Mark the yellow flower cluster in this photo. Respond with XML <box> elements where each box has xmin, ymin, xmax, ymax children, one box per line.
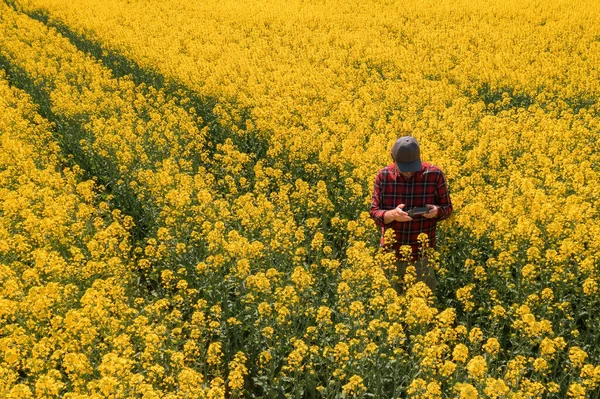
<box><xmin>1</xmin><ymin>0</ymin><xmax>600</xmax><ymax>397</ymax></box>
<box><xmin>0</xmin><ymin>72</ymin><xmax>134</xmax><ymax>397</ymax></box>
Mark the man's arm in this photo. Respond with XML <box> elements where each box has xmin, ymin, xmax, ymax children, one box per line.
<box><xmin>370</xmin><ymin>171</ymin><xmax>393</xmax><ymax>228</ymax></box>
<box><xmin>434</xmin><ymin>170</ymin><xmax>452</xmax><ymax>221</ymax></box>
<box><xmin>370</xmin><ymin>171</ymin><xmax>412</xmax><ymax>227</ymax></box>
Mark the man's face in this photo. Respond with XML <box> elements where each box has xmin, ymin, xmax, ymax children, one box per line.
<box><xmin>391</xmin><ymin>151</ymin><xmax>415</xmax><ymax>179</ymax></box>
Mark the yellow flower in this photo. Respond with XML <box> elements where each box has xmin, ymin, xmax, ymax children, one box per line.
<box><xmin>468</xmin><ymin>327</ymin><xmax>483</xmax><ymax>345</ymax></box>
<box><xmin>291</xmin><ymin>266</ymin><xmax>314</xmax><ymax>291</ymax></box>
<box><xmin>455</xmin><ymin>325</ymin><xmax>468</xmax><ymax>337</ymax></box>
<box><xmin>491</xmin><ymin>305</ymin><xmax>506</xmax><ymax>320</ymax></box>
<box><xmin>482</xmin><ymin>338</ymin><xmax>500</xmax><ymax>357</ymax></box>
<box><xmin>349</xmin><ymin>301</ymin><xmax>364</xmax><ymax>318</ymax></box>
<box><xmin>546</xmin><ymin>382</ymin><xmax>560</xmax><ymax>393</ymax></box>
<box><xmin>540</xmin><ymin>336</ymin><xmax>566</xmax><ymax>358</ymax></box>
<box><xmin>456</xmin><ymin>285</ymin><xmax>475</xmax><ymax>312</ymax></box>
<box><xmin>454</xmin><ymin>382</ymin><xmax>478</xmax><ymax>399</ymax></box>
<box><xmin>387</xmin><ymin>323</ymin><xmax>405</xmax><ymax>346</ymax></box>
<box><xmin>474</xmin><ymin>266</ymin><xmax>486</xmax><ymax>281</ymax></box>
<box><xmin>342</xmin><ymin>375</ymin><xmax>366</xmax><ymax>397</ymax></box>
<box><xmin>334</xmin><ymin>342</ymin><xmax>350</xmax><ymax>363</ymax></box>
<box><xmin>316</xmin><ymin>306</ymin><xmax>332</xmax><ymax>325</ymax></box>
<box><xmin>405</xmin><ymin>297</ymin><xmax>437</xmax><ymax>326</ymax></box>
<box><xmin>206</xmin><ymin>378</ymin><xmax>225</xmax><ymax>399</ymax></box>
<box><xmin>582</xmin><ymin>278</ymin><xmax>598</xmax><ymax>295</ymax></box>
<box><xmin>453</xmin><ymin>344</ymin><xmax>469</xmax><ymax>363</ymax></box>
<box><xmin>466</xmin><ymin>356</ymin><xmax>487</xmax><ymax>380</ymax></box>
<box><xmin>436</xmin><ymin>308</ymin><xmax>456</xmax><ymax>327</ymax></box>
<box><xmin>567</xmin><ymin>382</ymin><xmax>586</xmax><ymax>399</ymax></box>
<box><xmin>440</xmin><ymin>360</ymin><xmax>457</xmax><ymax>377</ymax></box>
<box><xmin>533</xmin><ymin>357</ymin><xmax>549</xmax><ymax>373</ymax></box>
<box><xmin>7</xmin><ymin>384</ymin><xmax>34</xmax><ymax>399</ymax></box>
<box><xmin>407</xmin><ymin>378</ymin><xmax>426</xmax><ymax>396</ymax></box>
<box><xmin>178</xmin><ymin>368</ymin><xmax>205</xmax><ymax>396</ymax></box>
<box><xmin>258</xmin><ymin>351</ymin><xmax>272</xmax><ymax>369</ymax></box>
<box><xmin>207</xmin><ymin>342</ymin><xmax>223</xmax><ymax>367</ymax></box>
<box><xmin>262</xmin><ymin>326</ymin><xmax>274</xmax><ymax>339</ymax></box>
<box><xmin>425</xmin><ymin>381</ymin><xmax>442</xmax><ymax>397</ymax></box>
<box><xmin>98</xmin><ymin>376</ymin><xmax>118</xmax><ymax>396</ymax></box>
<box><xmin>483</xmin><ymin>378</ymin><xmax>509</xmax><ymax>398</ymax></box>
<box><xmin>227</xmin><ymin>352</ymin><xmax>248</xmax><ymax>392</ymax></box>
<box><xmin>34</xmin><ymin>373</ymin><xmax>65</xmax><ymax>398</ymax></box>
<box><xmin>569</xmin><ymin>346</ymin><xmax>588</xmax><ymax>368</ymax></box>
<box><xmin>541</xmin><ymin>288</ymin><xmax>554</xmax><ymax>301</ymax></box>
<box><xmin>283</xmin><ymin>339</ymin><xmax>308</xmax><ymax>372</ymax></box>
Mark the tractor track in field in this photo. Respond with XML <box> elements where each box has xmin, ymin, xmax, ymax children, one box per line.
<box><xmin>0</xmin><ymin>50</ymin><xmax>168</xmax><ymax>296</ymax></box>
<box><xmin>0</xmin><ymin>0</ymin><xmax>268</xmax><ymax>242</ymax></box>
<box><xmin>4</xmin><ymin>0</ymin><xmax>270</xmax><ymax>165</ymax></box>
<box><xmin>0</xmin><ymin>51</ymin><xmax>153</xmax><ymax>243</ymax></box>
<box><xmin>0</xmin><ymin>1</ymin><xmax>358</xmax><ymax>289</ymax></box>
<box><xmin>2</xmin><ymin>0</ymin><xmax>361</xmax><ymax>255</ymax></box>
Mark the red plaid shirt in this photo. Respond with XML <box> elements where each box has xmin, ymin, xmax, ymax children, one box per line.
<box><xmin>370</xmin><ymin>162</ymin><xmax>452</xmax><ymax>257</ymax></box>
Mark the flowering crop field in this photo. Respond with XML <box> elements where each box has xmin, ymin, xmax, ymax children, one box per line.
<box><xmin>1</xmin><ymin>0</ymin><xmax>600</xmax><ymax>397</ymax></box>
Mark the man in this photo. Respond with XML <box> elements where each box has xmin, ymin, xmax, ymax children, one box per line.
<box><xmin>369</xmin><ymin>136</ymin><xmax>452</xmax><ymax>292</ymax></box>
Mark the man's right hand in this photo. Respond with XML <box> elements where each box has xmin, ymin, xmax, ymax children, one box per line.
<box><xmin>384</xmin><ymin>204</ymin><xmax>413</xmax><ymax>223</ymax></box>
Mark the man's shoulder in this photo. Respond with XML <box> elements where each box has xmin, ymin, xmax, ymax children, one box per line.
<box><xmin>421</xmin><ymin>163</ymin><xmax>448</xmax><ymax>182</ymax></box>
<box><xmin>377</xmin><ymin>164</ymin><xmax>397</xmax><ymax>176</ymax></box>
<box><xmin>422</xmin><ymin>162</ymin><xmax>445</xmax><ymax>176</ymax></box>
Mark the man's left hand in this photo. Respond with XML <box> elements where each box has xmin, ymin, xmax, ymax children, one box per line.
<box><xmin>423</xmin><ymin>204</ymin><xmax>438</xmax><ymax>219</ymax></box>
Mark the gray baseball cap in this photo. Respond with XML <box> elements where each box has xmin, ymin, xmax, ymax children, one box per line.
<box><xmin>392</xmin><ymin>136</ymin><xmax>422</xmax><ymax>172</ymax></box>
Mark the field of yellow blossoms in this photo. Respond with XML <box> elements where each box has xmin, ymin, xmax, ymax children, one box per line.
<box><xmin>1</xmin><ymin>0</ymin><xmax>600</xmax><ymax>397</ymax></box>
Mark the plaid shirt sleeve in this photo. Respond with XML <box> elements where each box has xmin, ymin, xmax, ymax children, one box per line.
<box><xmin>369</xmin><ymin>169</ymin><xmax>393</xmax><ymax>229</ymax></box>
<box><xmin>434</xmin><ymin>169</ymin><xmax>453</xmax><ymax>221</ymax></box>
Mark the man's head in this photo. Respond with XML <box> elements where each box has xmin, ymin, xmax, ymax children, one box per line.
<box><xmin>391</xmin><ymin>136</ymin><xmax>422</xmax><ymax>174</ymax></box>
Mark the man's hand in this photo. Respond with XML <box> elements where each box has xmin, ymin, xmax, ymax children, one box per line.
<box><xmin>385</xmin><ymin>204</ymin><xmax>413</xmax><ymax>223</ymax></box>
<box><xmin>423</xmin><ymin>204</ymin><xmax>439</xmax><ymax>219</ymax></box>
